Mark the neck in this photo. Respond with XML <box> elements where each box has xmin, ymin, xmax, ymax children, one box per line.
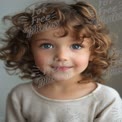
<box><xmin>48</xmin><ymin>75</ymin><xmax>83</xmax><ymax>92</ymax></box>
<box><xmin>33</xmin><ymin>77</ymin><xmax>97</xmax><ymax>100</ymax></box>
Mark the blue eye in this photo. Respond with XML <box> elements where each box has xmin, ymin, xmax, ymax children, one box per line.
<box><xmin>40</xmin><ymin>43</ymin><xmax>53</xmax><ymax>49</ymax></box>
<box><xmin>71</xmin><ymin>44</ymin><xmax>82</xmax><ymax>49</ymax></box>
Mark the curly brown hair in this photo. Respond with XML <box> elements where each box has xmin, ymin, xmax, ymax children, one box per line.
<box><xmin>0</xmin><ymin>1</ymin><xmax>114</xmax><ymax>83</ymax></box>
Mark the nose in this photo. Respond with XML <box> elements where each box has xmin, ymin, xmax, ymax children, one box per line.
<box><xmin>54</xmin><ymin>48</ymin><xmax>69</xmax><ymax>62</ymax></box>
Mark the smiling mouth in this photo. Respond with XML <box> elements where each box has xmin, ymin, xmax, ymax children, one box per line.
<box><xmin>51</xmin><ymin>66</ymin><xmax>73</xmax><ymax>71</ymax></box>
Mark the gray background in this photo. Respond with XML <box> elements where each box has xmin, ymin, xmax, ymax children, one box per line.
<box><xmin>0</xmin><ymin>0</ymin><xmax>122</xmax><ymax>121</ymax></box>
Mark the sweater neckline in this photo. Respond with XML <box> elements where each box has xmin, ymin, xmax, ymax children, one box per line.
<box><xmin>31</xmin><ymin>82</ymin><xmax>101</xmax><ymax>103</ymax></box>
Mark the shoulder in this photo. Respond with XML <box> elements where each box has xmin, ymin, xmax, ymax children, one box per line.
<box><xmin>10</xmin><ymin>82</ymin><xmax>32</xmax><ymax>94</ymax></box>
<box><xmin>8</xmin><ymin>82</ymin><xmax>32</xmax><ymax>101</ymax></box>
<box><xmin>96</xmin><ymin>83</ymin><xmax>121</xmax><ymax>99</ymax></box>
<box><xmin>92</xmin><ymin>84</ymin><xmax>122</xmax><ymax>121</ymax></box>
<box><xmin>93</xmin><ymin>83</ymin><xmax>122</xmax><ymax>116</ymax></box>
<box><xmin>94</xmin><ymin>83</ymin><xmax>122</xmax><ymax>107</ymax></box>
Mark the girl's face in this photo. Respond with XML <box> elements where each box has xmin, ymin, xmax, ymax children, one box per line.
<box><xmin>31</xmin><ymin>28</ymin><xmax>92</xmax><ymax>82</ymax></box>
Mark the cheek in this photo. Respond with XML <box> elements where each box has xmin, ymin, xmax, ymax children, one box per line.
<box><xmin>31</xmin><ymin>46</ymin><xmax>52</xmax><ymax>68</ymax></box>
<box><xmin>34</xmin><ymin>53</ymin><xmax>52</xmax><ymax>67</ymax></box>
<box><xmin>74</xmin><ymin>55</ymin><xmax>90</xmax><ymax>67</ymax></box>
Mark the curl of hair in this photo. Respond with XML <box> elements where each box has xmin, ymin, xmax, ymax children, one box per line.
<box><xmin>0</xmin><ymin>1</ymin><xmax>114</xmax><ymax>83</ymax></box>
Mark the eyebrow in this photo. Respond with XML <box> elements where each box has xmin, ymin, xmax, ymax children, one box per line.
<box><xmin>32</xmin><ymin>36</ymin><xmax>84</xmax><ymax>43</ymax></box>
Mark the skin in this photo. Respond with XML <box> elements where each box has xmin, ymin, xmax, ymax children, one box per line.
<box><xmin>31</xmin><ymin>28</ymin><xmax>97</xmax><ymax>100</ymax></box>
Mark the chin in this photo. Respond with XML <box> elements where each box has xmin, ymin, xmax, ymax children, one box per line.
<box><xmin>51</xmin><ymin>73</ymin><xmax>74</xmax><ymax>81</ymax></box>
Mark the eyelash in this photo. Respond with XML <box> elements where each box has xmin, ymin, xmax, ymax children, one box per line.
<box><xmin>71</xmin><ymin>44</ymin><xmax>83</xmax><ymax>49</ymax></box>
<box><xmin>39</xmin><ymin>43</ymin><xmax>84</xmax><ymax>49</ymax></box>
<box><xmin>39</xmin><ymin>43</ymin><xmax>53</xmax><ymax>49</ymax></box>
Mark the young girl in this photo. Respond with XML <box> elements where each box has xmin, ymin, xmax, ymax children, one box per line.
<box><xmin>0</xmin><ymin>1</ymin><xmax>122</xmax><ymax>122</ymax></box>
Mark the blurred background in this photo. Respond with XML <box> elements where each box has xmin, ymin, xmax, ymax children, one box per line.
<box><xmin>0</xmin><ymin>0</ymin><xmax>122</xmax><ymax>121</ymax></box>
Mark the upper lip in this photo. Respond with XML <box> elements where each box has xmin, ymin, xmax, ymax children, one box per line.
<box><xmin>52</xmin><ymin>66</ymin><xmax>72</xmax><ymax>68</ymax></box>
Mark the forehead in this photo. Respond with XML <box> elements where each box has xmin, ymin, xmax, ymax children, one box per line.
<box><xmin>31</xmin><ymin>27</ymin><xmax>91</xmax><ymax>46</ymax></box>
<box><xmin>31</xmin><ymin>27</ymin><xmax>81</xmax><ymax>41</ymax></box>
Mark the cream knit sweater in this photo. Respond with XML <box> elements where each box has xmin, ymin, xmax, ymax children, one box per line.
<box><xmin>5</xmin><ymin>82</ymin><xmax>122</xmax><ymax>122</ymax></box>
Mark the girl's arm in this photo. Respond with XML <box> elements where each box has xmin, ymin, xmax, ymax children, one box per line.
<box><xmin>94</xmin><ymin>93</ymin><xmax>122</xmax><ymax>122</ymax></box>
<box><xmin>5</xmin><ymin>92</ymin><xmax>26</xmax><ymax>122</ymax></box>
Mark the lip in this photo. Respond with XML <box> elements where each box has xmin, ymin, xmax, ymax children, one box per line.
<box><xmin>52</xmin><ymin>66</ymin><xmax>73</xmax><ymax>71</ymax></box>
